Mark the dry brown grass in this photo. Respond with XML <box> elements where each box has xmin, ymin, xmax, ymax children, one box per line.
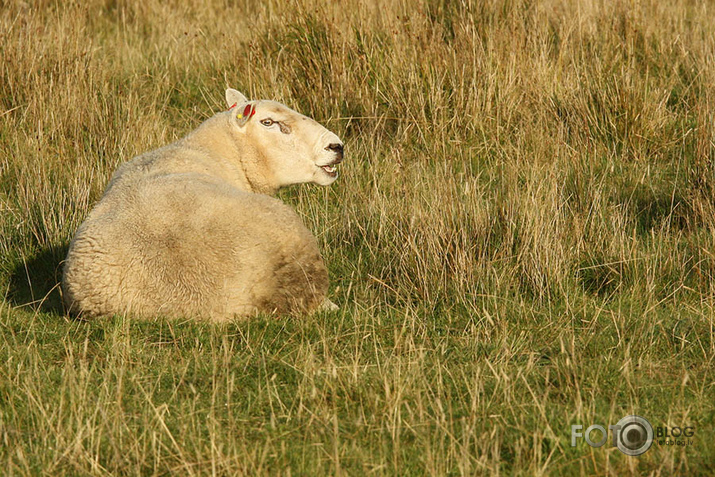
<box><xmin>1</xmin><ymin>0</ymin><xmax>714</xmax><ymax>474</ymax></box>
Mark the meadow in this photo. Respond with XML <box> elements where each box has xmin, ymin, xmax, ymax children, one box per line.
<box><xmin>1</xmin><ymin>0</ymin><xmax>714</xmax><ymax>474</ymax></box>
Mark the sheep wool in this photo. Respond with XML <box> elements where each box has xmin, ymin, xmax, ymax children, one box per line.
<box><xmin>62</xmin><ymin>89</ymin><xmax>344</xmax><ymax>321</ymax></box>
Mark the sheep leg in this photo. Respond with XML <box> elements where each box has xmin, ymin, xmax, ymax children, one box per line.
<box><xmin>318</xmin><ymin>298</ymin><xmax>339</xmax><ymax>312</ymax></box>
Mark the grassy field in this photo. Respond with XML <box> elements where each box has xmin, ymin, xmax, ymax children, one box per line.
<box><xmin>1</xmin><ymin>0</ymin><xmax>714</xmax><ymax>474</ymax></box>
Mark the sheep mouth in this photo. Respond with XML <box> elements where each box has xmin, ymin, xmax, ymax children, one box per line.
<box><xmin>319</xmin><ymin>163</ymin><xmax>339</xmax><ymax>178</ymax></box>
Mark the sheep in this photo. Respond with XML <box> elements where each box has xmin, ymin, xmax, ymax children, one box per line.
<box><xmin>62</xmin><ymin>88</ymin><xmax>344</xmax><ymax>321</ymax></box>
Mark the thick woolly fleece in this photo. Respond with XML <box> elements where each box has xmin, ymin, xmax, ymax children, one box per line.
<box><xmin>62</xmin><ymin>89</ymin><xmax>343</xmax><ymax>320</ymax></box>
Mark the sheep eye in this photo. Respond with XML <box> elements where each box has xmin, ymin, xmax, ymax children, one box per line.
<box><xmin>260</xmin><ymin>119</ymin><xmax>274</xmax><ymax>127</ymax></box>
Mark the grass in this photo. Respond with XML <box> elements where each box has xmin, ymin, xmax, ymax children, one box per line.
<box><xmin>1</xmin><ymin>0</ymin><xmax>714</xmax><ymax>474</ymax></box>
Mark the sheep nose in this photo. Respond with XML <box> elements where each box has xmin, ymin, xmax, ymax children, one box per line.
<box><xmin>326</xmin><ymin>143</ymin><xmax>344</xmax><ymax>161</ymax></box>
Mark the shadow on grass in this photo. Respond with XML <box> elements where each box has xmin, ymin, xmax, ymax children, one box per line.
<box><xmin>8</xmin><ymin>244</ymin><xmax>68</xmax><ymax>315</ymax></box>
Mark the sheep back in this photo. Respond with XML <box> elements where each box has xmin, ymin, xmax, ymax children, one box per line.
<box><xmin>62</xmin><ymin>172</ymin><xmax>329</xmax><ymax>320</ymax></box>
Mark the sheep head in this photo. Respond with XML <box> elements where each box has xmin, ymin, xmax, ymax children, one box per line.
<box><xmin>225</xmin><ymin>88</ymin><xmax>344</xmax><ymax>188</ymax></box>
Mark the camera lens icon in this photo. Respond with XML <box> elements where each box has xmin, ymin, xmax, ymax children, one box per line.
<box><xmin>615</xmin><ymin>415</ymin><xmax>653</xmax><ymax>456</ymax></box>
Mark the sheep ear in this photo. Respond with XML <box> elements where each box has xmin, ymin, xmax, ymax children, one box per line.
<box><xmin>231</xmin><ymin>101</ymin><xmax>257</xmax><ymax>128</ymax></box>
<box><xmin>225</xmin><ymin>88</ymin><xmax>248</xmax><ymax>109</ymax></box>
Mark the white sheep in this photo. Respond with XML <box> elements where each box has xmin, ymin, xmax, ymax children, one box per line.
<box><xmin>62</xmin><ymin>89</ymin><xmax>344</xmax><ymax>321</ymax></box>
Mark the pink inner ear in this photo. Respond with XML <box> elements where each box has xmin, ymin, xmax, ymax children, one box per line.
<box><xmin>250</xmin><ymin>105</ymin><xmax>256</xmax><ymax>117</ymax></box>
<box><xmin>228</xmin><ymin>102</ymin><xmax>237</xmax><ymax>110</ymax></box>
<box><xmin>242</xmin><ymin>105</ymin><xmax>252</xmax><ymax>118</ymax></box>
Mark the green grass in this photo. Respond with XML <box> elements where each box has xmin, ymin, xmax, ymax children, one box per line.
<box><xmin>1</xmin><ymin>0</ymin><xmax>714</xmax><ymax>474</ymax></box>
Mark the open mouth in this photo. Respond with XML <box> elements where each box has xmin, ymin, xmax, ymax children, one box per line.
<box><xmin>319</xmin><ymin>163</ymin><xmax>339</xmax><ymax>178</ymax></box>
